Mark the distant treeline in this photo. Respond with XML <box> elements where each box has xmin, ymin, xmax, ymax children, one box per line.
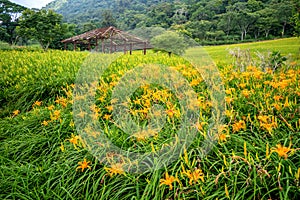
<box><xmin>45</xmin><ymin>0</ymin><xmax>300</xmax><ymax>43</ymax></box>
<box><xmin>1</xmin><ymin>0</ymin><xmax>299</xmax><ymax>48</ymax></box>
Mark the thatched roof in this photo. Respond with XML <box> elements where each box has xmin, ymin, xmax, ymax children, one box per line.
<box><xmin>62</xmin><ymin>26</ymin><xmax>146</xmax><ymax>44</ymax></box>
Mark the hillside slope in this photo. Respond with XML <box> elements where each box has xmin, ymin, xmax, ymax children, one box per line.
<box><xmin>45</xmin><ymin>0</ymin><xmax>176</xmax><ymax>28</ymax></box>
<box><xmin>45</xmin><ymin>0</ymin><xmax>298</xmax><ymax>41</ymax></box>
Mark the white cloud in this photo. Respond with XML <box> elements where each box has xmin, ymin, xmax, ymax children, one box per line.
<box><xmin>10</xmin><ymin>0</ymin><xmax>55</xmax><ymax>9</ymax></box>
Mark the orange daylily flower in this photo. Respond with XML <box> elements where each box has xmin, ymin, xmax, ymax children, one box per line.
<box><xmin>76</xmin><ymin>158</ymin><xmax>91</xmax><ymax>172</ymax></box>
<box><xmin>41</xmin><ymin>120</ymin><xmax>49</xmax><ymax>126</ymax></box>
<box><xmin>271</xmin><ymin>144</ymin><xmax>293</xmax><ymax>159</ymax></box>
<box><xmin>103</xmin><ymin>114</ymin><xmax>111</xmax><ymax>120</ymax></box>
<box><xmin>104</xmin><ymin>163</ymin><xmax>125</xmax><ymax>177</ymax></box>
<box><xmin>12</xmin><ymin>110</ymin><xmax>20</xmax><ymax>117</ymax></box>
<box><xmin>67</xmin><ymin>134</ymin><xmax>80</xmax><ymax>148</ymax></box>
<box><xmin>50</xmin><ymin>110</ymin><xmax>61</xmax><ymax>121</ymax></box>
<box><xmin>47</xmin><ymin>105</ymin><xmax>55</xmax><ymax>110</ymax></box>
<box><xmin>273</xmin><ymin>95</ymin><xmax>283</xmax><ymax>101</ymax></box>
<box><xmin>232</xmin><ymin>120</ymin><xmax>246</xmax><ymax>132</ymax></box>
<box><xmin>225</xmin><ymin>97</ymin><xmax>234</xmax><ymax>104</ymax></box>
<box><xmin>32</xmin><ymin>100</ymin><xmax>42</xmax><ymax>107</ymax></box>
<box><xmin>159</xmin><ymin>172</ymin><xmax>179</xmax><ymax>190</ymax></box>
<box><xmin>242</xmin><ymin>90</ymin><xmax>251</xmax><ymax>98</ymax></box>
<box><xmin>219</xmin><ymin>133</ymin><xmax>230</xmax><ymax>143</ymax></box>
<box><xmin>183</xmin><ymin>168</ymin><xmax>205</xmax><ymax>185</ymax></box>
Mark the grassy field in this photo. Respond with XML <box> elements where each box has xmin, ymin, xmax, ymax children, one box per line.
<box><xmin>203</xmin><ymin>37</ymin><xmax>300</xmax><ymax>64</ymax></box>
<box><xmin>0</xmin><ymin>38</ymin><xmax>299</xmax><ymax>199</ymax></box>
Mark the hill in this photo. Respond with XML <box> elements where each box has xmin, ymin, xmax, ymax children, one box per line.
<box><xmin>45</xmin><ymin>0</ymin><xmax>299</xmax><ymax>42</ymax></box>
<box><xmin>45</xmin><ymin>0</ymin><xmax>176</xmax><ymax>30</ymax></box>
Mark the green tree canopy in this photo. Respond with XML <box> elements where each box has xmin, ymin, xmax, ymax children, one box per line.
<box><xmin>150</xmin><ymin>31</ymin><xmax>188</xmax><ymax>55</ymax></box>
<box><xmin>0</xmin><ymin>0</ymin><xmax>26</xmax><ymax>44</ymax></box>
<box><xmin>16</xmin><ymin>9</ymin><xmax>66</xmax><ymax>50</ymax></box>
<box><xmin>44</xmin><ymin>0</ymin><xmax>300</xmax><ymax>44</ymax></box>
<box><xmin>101</xmin><ymin>10</ymin><xmax>116</xmax><ymax>27</ymax></box>
<box><xmin>128</xmin><ymin>26</ymin><xmax>166</xmax><ymax>41</ymax></box>
<box><xmin>291</xmin><ymin>0</ymin><xmax>300</xmax><ymax>36</ymax></box>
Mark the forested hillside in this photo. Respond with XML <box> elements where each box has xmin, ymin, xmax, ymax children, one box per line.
<box><xmin>45</xmin><ymin>0</ymin><xmax>300</xmax><ymax>43</ymax></box>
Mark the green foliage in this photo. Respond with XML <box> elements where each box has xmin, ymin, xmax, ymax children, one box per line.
<box><xmin>0</xmin><ymin>0</ymin><xmax>26</xmax><ymax>44</ymax></box>
<box><xmin>11</xmin><ymin>45</ymin><xmax>43</xmax><ymax>51</ymax></box>
<box><xmin>44</xmin><ymin>0</ymin><xmax>299</xmax><ymax>44</ymax></box>
<box><xmin>256</xmin><ymin>7</ymin><xmax>278</xmax><ymax>38</ymax></box>
<box><xmin>290</xmin><ymin>0</ymin><xmax>300</xmax><ymax>37</ymax></box>
<box><xmin>0</xmin><ymin>42</ymin><xmax>300</xmax><ymax>199</ymax></box>
<box><xmin>128</xmin><ymin>26</ymin><xmax>166</xmax><ymax>41</ymax></box>
<box><xmin>292</xmin><ymin>12</ymin><xmax>300</xmax><ymax>37</ymax></box>
<box><xmin>16</xmin><ymin>9</ymin><xmax>67</xmax><ymax>50</ymax></box>
<box><xmin>150</xmin><ymin>31</ymin><xmax>188</xmax><ymax>55</ymax></box>
<box><xmin>0</xmin><ymin>40</ymin><xmax>11</xmax><ymax>50</ymax></box>
<box><xmin>0</xmin><ymin>50</ymin><xmax>88</xmax><ymax>117</ymax></box>
<box><xmin>269</xmin><ymin>51</ymin><xmax>288</xmax><ymax>71</ymax></box>
<box><xmin>101</xmin><ymin>10</ymin><xmax>117</xmax><ymax>27</ymax></box>
<box><xmin>49</xmin><ymin>23</ymin><xmax>77</xmax><ymax>50</ymax></box>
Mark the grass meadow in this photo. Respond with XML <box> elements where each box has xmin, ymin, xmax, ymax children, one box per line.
<box><xmin>0</xmin><ymin>38</ymin><xmax>299</xmax><ymax>199</ymax></box>
<box><xmin>203</xmin><ymin>37</ymin><xmax>300</xmax><ymax>65</ymax></box>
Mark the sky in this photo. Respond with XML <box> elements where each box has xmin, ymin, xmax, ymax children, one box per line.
<box><xmin>10</xmin><ymin>0</ymin><xmax>55</xmax><ymax>9</ymax></box>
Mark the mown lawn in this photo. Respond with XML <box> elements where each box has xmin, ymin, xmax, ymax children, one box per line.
<box><xmin>202</xmin><ymin>37</ymin><xmax>300</xmax><ymax>64</ymax></box>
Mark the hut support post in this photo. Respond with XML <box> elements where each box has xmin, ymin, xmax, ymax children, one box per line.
<box><xmin>88</xmin><ymin>40</ymin><xmax>91</xmax><ymax>51</ymax></box>
<box><xmin>143</xmin><ymin>42</ymin><xmax>146</xmax><ymax>55</ymax></box>
<box><xmin>130</xmin><ymin>43</ymin><xmax>132</xmax><ymax>55</ymax></box>
<box><xmin>124</xmin><ymin>42</ymin><xmax>127</xmax><ymax>54</ymax></box>
<box><xmin>110</xmin><ymin>38</ymin><xmax>113</xmax><ymax>53</ymax></box>
<box><xmin>102</xmin><ymin>39</ymin><xmax>104</xmax><ymax>53</ymax></box>
<box><xmin>74</xmin><ymin>42</ymin><xmax>77</xmax><ymax>51</ymax></box>
<box><xmin>95</xmin><ymin>39</ymin><xmax>98</xmax><ymax>52</ymax></box>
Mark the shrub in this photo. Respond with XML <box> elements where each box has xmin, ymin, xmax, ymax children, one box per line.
<box><xmin>0</xmin><ymin>41</ymin><xmax>11</xmax><ymax>50</ymax></box>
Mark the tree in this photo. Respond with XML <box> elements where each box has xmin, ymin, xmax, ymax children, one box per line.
<box><xmin>16</xmin><ymin>9</ymin><xmax>66</xmax><ymax>50</ymax></box>
<box><xmin>43</xmin><ymin>0</ymin><xmax>297</xmax><ymax>43</ymax></box>
<box><xmin>128</xmin><ymin>26</ymin><xmax>166</xmax><ymax>41</ymax></box>
<box><xmin>0</xmin><ymin>0</ymin><xmax>25</xmax><ymax>44</ymax></box>
<box><xmin>146</xmin><ymin>3</ymin><xmax>175</xmax><ymax>28</ymax></box>
<box><xmin>101</xmin><ymin>10</ymin><xmax>116</xmax><ymax>27</ymax></box>
<box><xmin>217</xmin><ymin>10</ymin><xmax>237</xmax><ymax>38</ymax></box>
<box><xmin>191</xmin><ymin>5</ymin><xmax>215</xmax><ymax>21</ymax></box>
<box><xmin>171</xmin><ymin>6</ymin><xmax>188</xmax><ymax>24</ymax></box>
<box><xmin>256</xmin><ymin>7</ymin><xmax>278</xmax><ymax>38</ymax></box>
<box><xmin>206</xmin><ymin>30</ymin><xmax>225</xmax><ymax>41</ymax></box>
<box><xmin>83</xmin><ymin>22</ymin><xmax>97</xmax><ymax>32</ymax></box>
<box><xmin>291</xmin><ymin>0</ymin><xmax>300</xmax><ymax>36</ymax></box>
<box><xmin>49</xmin><ymin>23</ymin><xmax>76</xmax><ymax>50</ymax></box>
<box><xmin>150</xmin><ymin>31</ymin><xmax>188</xmax><ymax>56</ymax></box>
<box><xmin>185</xmin><ymin>20</ymin><xmax>213</xmax><ymax>40</ymax></box>
<box><xmin>272</xmin><ymin>0</ymin><xmax>293</xmax><ymax>37</ymax></box>
<box><xmin>229</xmin><ymin>2</ymin><xmax>260</xmax><ymax>41</ymax></box>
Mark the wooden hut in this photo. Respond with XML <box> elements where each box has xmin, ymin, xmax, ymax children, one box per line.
<box><xmin>61</xmin><ymin>26</ymin><xmax>151</xmax><ymax>54</ymax></box>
